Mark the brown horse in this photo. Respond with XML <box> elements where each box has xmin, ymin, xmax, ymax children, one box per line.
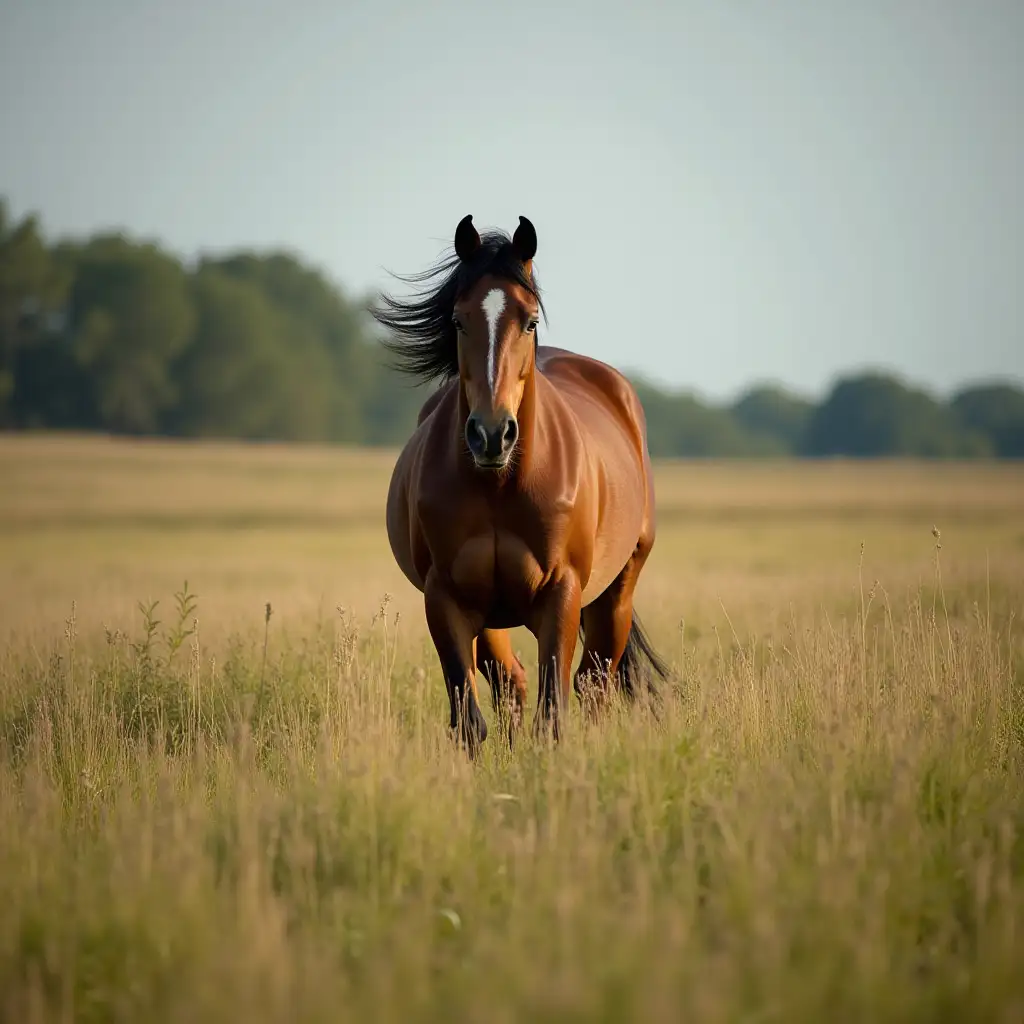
<box><xmin>373</xmin><ymin>214</ymin><xmax>669</xmax><ymax>752</ymax></box>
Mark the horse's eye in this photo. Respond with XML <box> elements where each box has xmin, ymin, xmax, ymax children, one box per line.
<box><xmin>526</xmin><ymin>320</ymin><xmax>538</xmax><ymax>334</ymax></box>
<box><xmin>452</xmin><ymin>319</ymin><xmax>465</xmax><ymax>334</ymax></box>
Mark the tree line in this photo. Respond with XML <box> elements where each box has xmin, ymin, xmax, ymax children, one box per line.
<box><xmin>2</xmin><ymin>199</ymin><xmax>1022</xmax><ymax>458</ymax></box>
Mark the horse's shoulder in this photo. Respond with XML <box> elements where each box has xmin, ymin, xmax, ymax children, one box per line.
<box><xmin>538</xmin><ymin>346</ymin><xmax>644</xmax><ymax>422</ymax></box>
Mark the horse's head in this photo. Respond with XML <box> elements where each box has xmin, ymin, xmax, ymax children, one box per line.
<box><xmin>451</xmin><ymin>214</ymin><xmax>540</xmax><ymax>471</ymax></box>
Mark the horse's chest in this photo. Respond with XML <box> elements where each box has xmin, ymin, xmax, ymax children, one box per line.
<box><xmin>494</xmin><ymin>529</ymin><xmax>547</xmax><ymax>599</ymax></box>
<box><xmin>447</xmin><ymin>534</ymin><xmax>496</xmax><ymax>608</ymax></box>
<box><xmin>446</xmin><ymin>527</ymin><xmax>549</xmax><ymax>621</ymax></box>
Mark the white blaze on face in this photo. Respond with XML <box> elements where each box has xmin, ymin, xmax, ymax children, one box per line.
<box><xmin>481</xmin><ymin>287</ymin><xmax>507</xmax><ymax>395</ymax></box>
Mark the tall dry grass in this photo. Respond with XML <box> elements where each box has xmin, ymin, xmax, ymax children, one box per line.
<box><xmin>0</xmin><ymin>438</ymin><xmax>1022</xmax><ymax>1021</ymax></box>
<box><xmin>0</xmin><ymin>560</ymin><xmax>1021</xmax><ymax>1021</ymax></box>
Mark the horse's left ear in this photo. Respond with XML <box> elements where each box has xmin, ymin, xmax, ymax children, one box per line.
<box><xmin>511</xmin><ymin>215</ymin><xmax>537</xmax><ymax>263</ymax></box>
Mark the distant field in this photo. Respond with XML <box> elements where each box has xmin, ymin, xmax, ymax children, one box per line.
<box><xmin>1</xmin><ymin>434</ymin><xmax>1022</xmax><ymax>1021</ymax></box>
<box><xmin>3</xmin><ymin>433</ymin><xmax>1022</xmax><ymax>646</ymax></box>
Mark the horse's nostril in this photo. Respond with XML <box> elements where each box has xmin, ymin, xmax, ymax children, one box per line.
<box><xmin>466</xmin><ymin>415</ymin><xmax>487</xmax><ymax>454</ymax></box>
<box><xmin>503</xmin><ymin>417</ymin><xmax>519</xmax><ymax>448</ymax></box>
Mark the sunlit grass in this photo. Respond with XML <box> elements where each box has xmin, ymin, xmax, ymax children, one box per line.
<box><xmin>1</xmin><ymin>436</ymin><xmax>1023</xmax><ymax>1021</ymax></box>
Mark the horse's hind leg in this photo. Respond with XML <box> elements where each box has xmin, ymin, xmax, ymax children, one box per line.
<box><xmin>573</xmin><ymin>530</ymin><xmax>654</xmax><ymax>716</ymax></box>
<box><xmin>476</xmin><ymin>628</ymin><xmax>528</xmax><ymax>748</ymax></box>
<box><xmin>574</xmin><ymin>576</ymin><xmax>635</xmax><ymax>717</ymax></box>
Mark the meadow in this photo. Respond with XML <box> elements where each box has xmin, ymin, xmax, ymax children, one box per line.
<box><xmin>1</xmin><ymin>434</ymin><xmax>1023</xmax><ymax>1022</ymax></box>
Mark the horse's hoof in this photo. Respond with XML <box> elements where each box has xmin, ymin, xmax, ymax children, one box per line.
<box><xmin>451</xmin><ymin>702</ymin><xmax>488</xmax><ymax>758</ymax></box>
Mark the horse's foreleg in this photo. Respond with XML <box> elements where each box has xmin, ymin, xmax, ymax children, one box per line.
<box><xmin>424</xmin><ymin>571</ymin><xmax>487</xmax><ymax>756</ymax></box>
<box><xmin>530</xmin><ymin>571</ymin><xmax>582</xmax><ymax>742</ymax></box>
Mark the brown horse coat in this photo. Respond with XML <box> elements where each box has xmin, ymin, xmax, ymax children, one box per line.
<box><xmin>375</xmin><ymin>215</ymin><xmax>669</xmax><ymax>750</ymax></box>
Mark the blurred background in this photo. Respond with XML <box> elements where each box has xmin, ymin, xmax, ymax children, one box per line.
<box><xmin>1</xmin><ymin>0</ymin><xmax>1022</xmax><ymax>457</ymax></box>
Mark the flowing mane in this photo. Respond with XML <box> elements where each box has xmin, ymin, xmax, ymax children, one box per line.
<box><xmin>371</xmin><ymin>228</ymin><xmax>547</xmax><ymax>386</ymax></box>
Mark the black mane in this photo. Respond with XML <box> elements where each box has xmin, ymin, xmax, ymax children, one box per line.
<box><xmin>371</xmin><ymin>228</ymin><xmax>546</xmax><ymax>386</ymax></box>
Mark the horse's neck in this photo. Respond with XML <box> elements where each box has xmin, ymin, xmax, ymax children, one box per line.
<box><xmin>515</xmin><ymin>364</ymin><xmax>541</xmax><ymax>454</ymax></box>
<box><xmin>513</xmin><ymin>365</ymin><xmax>571</xmax><ymax>480</ymax></box>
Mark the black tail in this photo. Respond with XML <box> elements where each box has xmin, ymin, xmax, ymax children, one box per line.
<box><xmin>578</xmin><ymin>610</ymin><xmax>671</xmax><ymax>708</ymax></box>
<box><xmin>619</xmin><ymin>610</ymin><xmax>671</xmax><ymax>706</ymax></box>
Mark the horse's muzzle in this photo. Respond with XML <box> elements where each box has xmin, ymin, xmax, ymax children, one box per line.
<box><xmin>465</xmin><ymin>412</ymin><xmax>518</xmax><ymax>468</ymax></box>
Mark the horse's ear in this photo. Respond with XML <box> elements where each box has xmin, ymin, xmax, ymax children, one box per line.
<box><xmin>511</xmin><ymin>215</ymin><xmax>537</xmax><ymax>263</ymax></box>
<box><xmin>454</xmin><ymin>214</ymin><xmax>480</xmax><ymax>262</ymax></box>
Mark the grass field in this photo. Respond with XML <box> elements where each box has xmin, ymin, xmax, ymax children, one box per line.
<box><xmin>1</xmin><ymin>434</ymin><xmax>1023</xmax><ymax>1022</ymax></box>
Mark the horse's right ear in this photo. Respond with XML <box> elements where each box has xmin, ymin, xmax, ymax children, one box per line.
<box><xmin>454</xmin><ymin>214</ymin><xmax>480</xmax><ymax>262</ymax></box>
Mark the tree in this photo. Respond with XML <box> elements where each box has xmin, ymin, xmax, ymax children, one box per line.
<box><xmin>0</xmin><ymin>200</ymin><xmax>71</xmax><ymax>425</ymax></box>
<box><xmin>61</xmin><ymin>235</ymin><xmax>196</xmax><ymax>434</ymax></box>
<box><xmin>731</xmin><ymin>384</ymin><xmax>813</xmax><ymax>453</ymax></box>
<box><xmin>203</xmin><ymin>253</ymin><xmax>369</xmax><ymax>441</ymax></box>
<box><xmin>802</xmin><ymin>373</ymin><xmax>991</xmax><ymax>458</ymax></box>
<box><xmin>951</xmin><ymin>383</ymin><xmax>1024</xmax><ymax>458</ymax></box>
<box><xmin>172</xmin><ymin>268</ymin><xmax>306</xmax><ymax>439</ymax></box>
<box><xmin>632</xmin><ymin>379</ymin><xmax>785</xmax><ymax>457</ymax></box>
<box><xmin>4</xmin><ymin>195</ymin><xmax>1021</xmax><ymax>459</ymax></box>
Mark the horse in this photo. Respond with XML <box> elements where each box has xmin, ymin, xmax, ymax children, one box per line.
<box><xmin>372</xmin><ymin>214</ymin><xmax>670</xmax><ymax>753</ymax></box>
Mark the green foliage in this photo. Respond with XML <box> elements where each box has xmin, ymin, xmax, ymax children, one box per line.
<box><xmin>1</xmin><ymin>199</ymin><xmax>441</xmax><ymax>447</ymax></box>
<box><xmin>62</xmin><ymin>235</ymin><xmax>197</xmax><ymax>434</ymax></box>
<box><xmin>802</xmin><ymin>373</ymin><xmax>994</xmax><ymax>458</ymax></box>
<box><xmin>172</xmin><ymin>266</ymin><xmax>337</xmax><ymax>441</ymax></box>
<box><xmin>2</xmin><ymin>196</ymin><xmax>1022</xmax><ymax>457</ymax></box>
<box><xmin>731</xmin><ymin>383</ymin><xmax>814</xmax><ymax>450</ymax></box>
<box><xmin>633</xmin><ymin>379</ymin><xmax>788</xmax><ymax>457</ymax></box>
<box><xmin>199</xmin><ymin>253</ymin><xmax>370</xmax><ymax>441</ymax></box>
<box><xmin>952</xmin><ymin>383</ymin><xmax>1024</xmax><ymax>457</ymax></box>
<box><xmin>0</xmin><ymin>200</ymin><xmax>72</xmax><ymax>426</ymax></box>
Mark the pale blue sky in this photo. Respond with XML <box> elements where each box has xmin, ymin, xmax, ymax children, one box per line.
<box><xmin>2</xmin><ymin>0</ymin><xmax>1021</xmax><ymax>400</ymax></box>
